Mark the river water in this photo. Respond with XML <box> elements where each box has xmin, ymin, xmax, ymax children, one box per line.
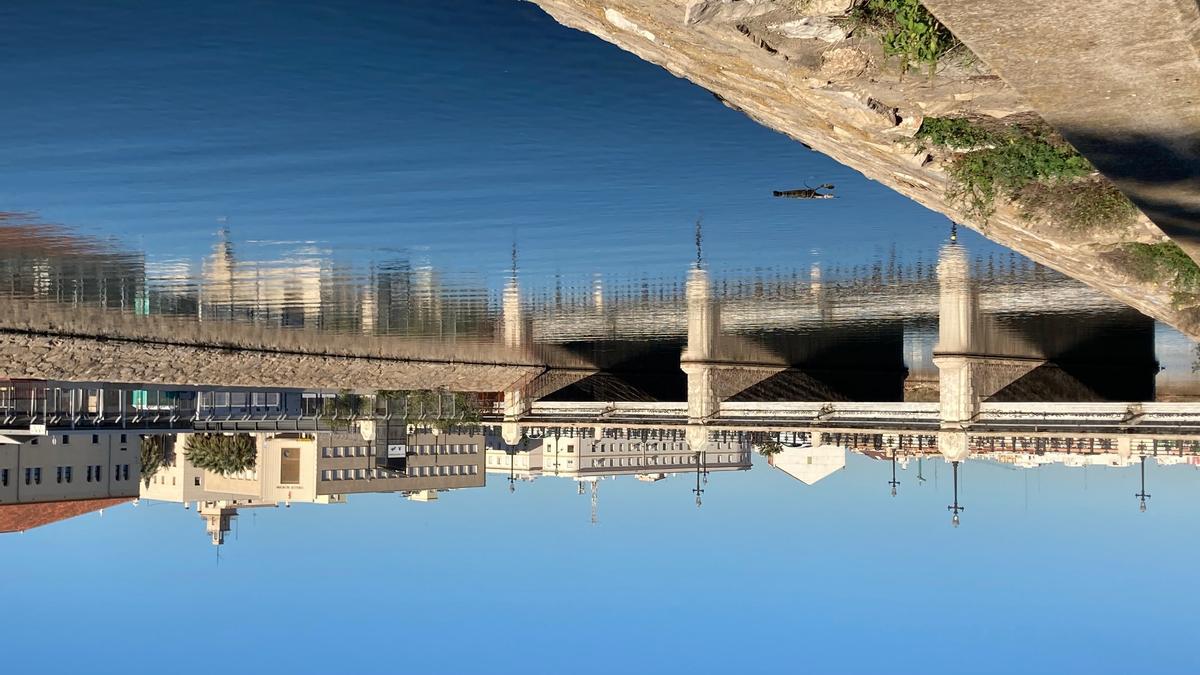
<box><xmin>1</xmin><ymin>2</ymin><xmax>1197</xmax><ymax>674</ymax></box>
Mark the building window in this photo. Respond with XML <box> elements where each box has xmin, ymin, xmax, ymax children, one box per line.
<box><xmin>92</xmin><ymin>434</ymin><xmax>99</xmax><ymax>444</ymax></box>
<box><xmin>56</xmin><ymin>466</ymin><xmax>64</xmax><ymax>483</ymax></box>
<box><xmin>94</xmin><ymin>465</ymin><xmax>102</xmax><ymax>480</ymax></box>
<box><xmin>65</xmin><ymin>466</ymin><xmax>72</xmax><ymax>483</ymax></box>
<box><xmin>120</xmin><ymin>434</ymin><xmax>127</xmax><ymax>444</ymax></box>
<box><xmin>123</xmin><ymin>465</ymin><xmax>130</xmax><ymax>480</ymax></box>
<box><xmin>0</xmin><ymin>468</ymin><xmax>7</xmax><ymax>486</ymax></box>
<box><xmin>194</xmin><ymin>477</ymin><xmax>201</xmax><ymax>486</ymax></box>
<box><xmin>62</xmin><ymin>434</ymin><xmax>69</xmax><ymax>445</ymax></box>
<box><xmin>34</xmin><ymin>468</ymin><xmax>42</xmax><ymax>484</ymax></box>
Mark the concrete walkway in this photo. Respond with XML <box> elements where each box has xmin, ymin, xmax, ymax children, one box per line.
<box><xmin>923</xmin><ymin>0</ymin><xmax>1200</xmax><ymax>260</ymax></box>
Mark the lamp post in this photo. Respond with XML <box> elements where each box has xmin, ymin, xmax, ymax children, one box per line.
<box><xmin>507</xmin><ymin>431</ymin><xmax>528</xmax><ymax>494</ymax></box>
<box><xmin>692</xmin><ymin>451</ymin><xmax>704</xmax><ymax>507</ymax></box>
<box><xmin>888</xmin><ymin>447</ymin><xmax>900</xmax><ymax>497</ymax></box>
<box><xmin>1135</xmin><ymin>455</ymin><xmax>1151</xmax><ymax>512</ymax></box>
<box><xmin>947</xmin><ymin>460</ymin><xmax>964</xmax><ymax>527</ymax></box>
<box><xmin>508</xmin><ymin>449</ymin><xmax>516</xmax><ymax>493</ymax></box>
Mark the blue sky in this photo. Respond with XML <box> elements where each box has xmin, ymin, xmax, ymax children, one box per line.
<box><xmin>4</xmin><ymin>453</ymin><xmax>1199</xmax><ymax>674</ymax></box>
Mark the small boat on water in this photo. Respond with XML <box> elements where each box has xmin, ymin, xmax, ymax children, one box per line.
<box><xmin>773</xmin><ymin>183</ymin><xmax>835</xmax><ymax>199</ymax></box>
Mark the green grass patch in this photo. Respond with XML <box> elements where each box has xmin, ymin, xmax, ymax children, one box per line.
<box><xmin>1114</xmin><ymin>242</ymin><xmax>1200</xmax><ymax>291</ymax></box>
<box><xmin>916</xmin><ymin>116</ymin><xmax>1094</xmax><ymax>219</ymax></box>
<box><xmin>1018</xmin><ymin>178</ymin><xmax>1138</xmax><ymax>231</ymax></box>
<box><xmin>847</xmin><ymin>0</ymin><xmax>960</xmax><ymax>73</ymax></box>
<box><xmin>913</xmin><ymin>116</ymin><xmax>1003</xmax><ymax>149</ymax></box>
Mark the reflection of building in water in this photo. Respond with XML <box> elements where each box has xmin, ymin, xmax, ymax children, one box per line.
<box><xmin>200</xmin><ymin>228</ymin><xmax>325</xmax><ymax>327</ymax></box>
<box><xmin>0</xmin><ymin>222</ymin><xmax>147</xmax><ymax>312</ymax></box>
<box><xmin>140</xmin><ymin>426</ymin><xmax>485</xmax><ymax>544</ymax></box>
<box><xmin>0</xmin><ymin>430</ymin><xmax>141</xmax><ymax>533</ymax></box>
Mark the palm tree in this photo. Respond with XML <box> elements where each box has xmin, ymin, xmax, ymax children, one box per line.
<box><xmin>184</xmin><ymin>433</ymin><xmax>257</xmax><ymax>475</ymax></box>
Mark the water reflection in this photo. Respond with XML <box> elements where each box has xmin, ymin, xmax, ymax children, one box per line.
<box><xmin>2</xmin><ymin>225</ymin><xmax>1200</xmax><ymax>541</ymax></box>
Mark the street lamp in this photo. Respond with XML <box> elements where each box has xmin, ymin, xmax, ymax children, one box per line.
<box><xmin>947</xmin><ymin>460</ymin><xmax>964</xmax><ymax>527</ymax></box>
<box><xmin>1135</xmin><ymin>455</ymin><xmax>1151</xmax><ymax>512</ymax></box>
<box><xmin>888</xmin><ymin>447</ymin><xmax>900</xmax><ymax>497</ymax></box>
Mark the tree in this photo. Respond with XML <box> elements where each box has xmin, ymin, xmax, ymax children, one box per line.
<box><xmin>140</xmin><ymin>435</ymin><xmax>171</xmax><ymax>486</ymax></box>
<box><xmin>377</xmin><ymin>389</ymin><xmax>482</xmax><ymax>432</ymax></box>
<box><xmin>321</xmin><ymin>390</ymin><xmax>369</xmax><ymax>430</ymax></box>
<box><xmin>184</xmin><ymin>433</ymin><xmax>257</xmax><ymax>475</ymax></box>
<box><xmin>756</xmin><ymin>433</ymin><xmax>783</xmax><ymax>457</ymax></box>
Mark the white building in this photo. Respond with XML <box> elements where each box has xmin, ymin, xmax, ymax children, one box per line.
<box><xmin>139</xmin><ymin>426</ymin><xmax>486</xmax><ymax>544</ymax></box>
<box><xmin>768</xmin><ymin>444</ymin><xmax>846</xmax><ymax>485</ymax></box>
<box><xmin>0</xmin><ymin>430</ymin><xmax>141</xmax><ymax>533</ymax></box>
<box><xmin>485</xmin><ymin>425</ymin><xmax>752</xmax><ymax>482</ymax></box>
<box><xmin>0</xmin><ymin>430</ymin><xmax>140</xmax><ymax>506</ymax></box>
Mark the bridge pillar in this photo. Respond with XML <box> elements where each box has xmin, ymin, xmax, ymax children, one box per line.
<box><xmin>680</xmin><ymin>267</ymin><xmax>788</xmax><ymax>422</ymax></box>
<box><xmin>501</xmin><ymin>276</ymin><xmax>527</xmax><ymax>349</ymax></box>
<box><xmin>934</xmin><ymin>243</ymin><xmax>1043</xmax><ymax>426</ymax></box>
<box><xmin>500</xmin><ymin>275</ymin><xmax>533</xmax><ymax>421</ymax></box>
<box><xmin>938</xmin><ymin>430</ymin><xmax>971</xmax><ymax>462</ymax></box>
<box><xmin>503</xmin><ymin>388</ymin><xmax>531</xmax><ymax>421</ymax></box>
<box><xmin>682</xmin><ymin>268</ymin><xmax>721</xmax><ymax>423</ymax></box>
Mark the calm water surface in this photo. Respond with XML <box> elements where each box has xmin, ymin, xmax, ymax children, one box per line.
<box><xmin>1</xmin><ymin>2</ymin><xmax>1198</xmax><ymax>674</ymax></box>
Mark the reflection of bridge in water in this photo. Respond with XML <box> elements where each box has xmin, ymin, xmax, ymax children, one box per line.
<box><xmin>0</xmin><ymin>238</ymin><xmax>1188</xmax><ymax>449</ymax></box>
<box><xmin>496</xmin><ymin>242</ymin><xmax>1168</xmax><ymax>431</ymax></box>
<box><xmin>0</xmin><ymin>223</ymin><xmax>1177</xmax><ymax>407</ymax></box>
<box><xmin>3</xmin><ymin>231</ymin><xmax>1200</xmax><ymax>531</ymax></box>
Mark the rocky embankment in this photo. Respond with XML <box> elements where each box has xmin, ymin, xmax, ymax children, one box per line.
<box><xmin>529</xmin><ymin>0</ymin><xmax>1200</xmax><ymax>336</ymax></box>
<box><xmin>0</xmin><ymin>331</ymin><xmax>538</xmax><ymax>392</ymax></box>
<box><xmin>0</xmin><ymin>299</ymin><xmax>547</xmax><ymax>391</ymax></box>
